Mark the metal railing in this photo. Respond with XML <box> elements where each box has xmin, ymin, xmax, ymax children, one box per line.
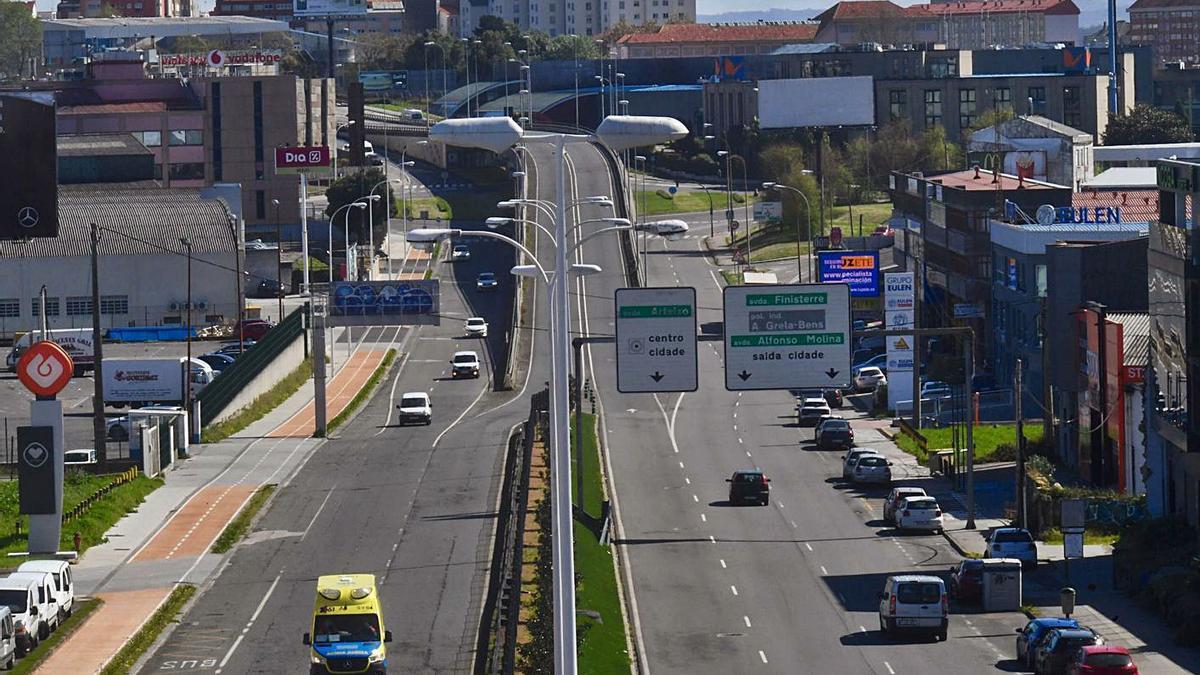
<box><xmin>195</xmin><ymin>304</ymin><xmax>307</xmax><ymax>426</ymax></box>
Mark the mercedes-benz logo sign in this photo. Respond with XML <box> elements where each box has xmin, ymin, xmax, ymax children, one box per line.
<box><xmin>22</xmin><ymin>442</ymin><xmax>48</xmax><ymax>469</ymax></box>
<box><xmin>17</xmin><ymin>207</ymin><xmax>39</xmax><ymax>229</ymax></box>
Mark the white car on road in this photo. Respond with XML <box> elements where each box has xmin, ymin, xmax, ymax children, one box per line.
<box><xmin>396</xmin><ymin>392</ymin><xmax>432</xmax><ymax>425</ymax></box>
<box><xmin>797</xmin><ymin>397</ymin><xmax>832</xmax><ymax>426</ymax></box>
<box><xmin>842</xmin><ymin>448</ymin><xmax>883</xmax><ymax>479</ymax></box>
<box><xmin>452</xmin><ymin>244</ymin><xmax>470</xmax><ymax>261</ymax></box>
<box><xmin>985</xmin><ymin>527</ymin><xmax>1038</xmax><ymax>568</ymax></box>
<box><xmin>464</xmin><ymin>317</ymin><xmax>488</xmax><ymax>338</ymax></box>
<box><xmin>851</xmin><ymin>454</ymin><xmax>892</xmax><ymax>485</ymax></box>
<box><xmin>450</xmin><ymin>351</ymin><xmax>481</xmax><ymax>379</ymax></box>
<box><xmin>854</xmin><ymin>366</ymin><xmax>887</xmax><ymax>392</ymax></box>
<box><xmin>894</xmin><ymin>496</ymin><xmax>944</xmax><ymax>533</ymax></box>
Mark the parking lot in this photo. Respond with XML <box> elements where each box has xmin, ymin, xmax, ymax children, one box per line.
<box><xmin>0</xmin><ymin>340</ymin><xmax>205</xmax><ymax>457</ymax></box>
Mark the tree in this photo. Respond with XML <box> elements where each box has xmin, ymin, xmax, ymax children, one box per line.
<box><xmin>0</xmin><ymin>3</ymin><xmax>41</xmax><ymax>80</ymax></box>
<box><xmin>164</xmin><ymin>35</ymin><xmax>213</xmax><ymax>53</ymax></box>
<box><xmin>325</xmin><ymin>168</ymin><xmax>395</xmax><ymax>261</ymax></box>
<box><xmin>544</xmin><ymin>34</ymin><xmax>602</xmax><ymax>61</ymax></box>
<box><xmin>758</xmin><ymin>143</ymin><xmax>805</xmax><ymax>184</ymax></box>
<box><xmin>357</xmin><ymin>32</ymin><xmax>412</xmax><ymax>71</ymax></box>
<box><xmin>1103</xmin><ymin>104</ymin><xmax>1194</xmax><ymax>145</ymax></box>
<box><xmin>918</xmin><ymin>124</ymin><xmax>962</xmax><ymax>173</ymax></box>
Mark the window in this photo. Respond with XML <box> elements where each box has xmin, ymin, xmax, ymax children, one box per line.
<box><xmin>168</xmin><ymin>130</ymin><xmax>203</xmax><ymax>146</ymax></box>
<box><xmin>66</xmin><ymin>297</ymin><xmax>93</xmax><ymax>316</ymax></box>
<box><xmin>889</xmin><ymin>89</ymin><xmax>907</xmax><ymax>120</ymax></box>
<box><xmin>1035</xmin><ymin>264</ymin><xmax>1047</xmax><ymax>298</ymax></box>
<box><xmin>0</xmin><ymin>299</ymin><xmax>18</xmax><ymax>318</ymax></box>
<box><xmin>31</xmin><ymin>297</ymin><xmax>60</xmax><ymax>316</ymax></box>
<box><xmin>994</xmin><ymin>87</ymin><xmax>1011</xmax><ymax>113</ymax></box>
<box><xmin>1063</xmin><ymin>85</ymin><xmax>1081</xmax><ymax>127</ymax></box>
<box><xmin>137</xmin><ymin>130</ymin><xmax>161</xmax><ymax>147</ymax></box>
<box><xmin>168</xmin><ymin>163</ymin><xmax>205</xmax><ymax>180</ymax></box>
<box><xmin>924</xmin><ymin>89</ymin><xmax>942</xmax><ymax>128</ymax></box>
<box><xmin>959</xmin><ymin>88</ymin><xmax>977</xmax><ymax>129</ymax></box>
<box><xmin>1028</xmin><ymin>86</ymin><xmax>1045</xmax><ymax>114</ymax></box>
<box><xmin>256</xmin><ymin>190</ymin><xmax>266</xmax><ymax>220</ymax></box>
<box><xmin>100</xmin><ymin>295</ymin><xmax>128</xmax><ymax>315</ymax></box>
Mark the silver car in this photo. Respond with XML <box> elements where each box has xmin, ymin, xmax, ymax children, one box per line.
<box><xmin>851</xmin><ymin>454</ymin><xmax>892</xmax><ymax>485</ymax></box>
<box><xmin>842</xmin><ymin>448</ymin><xmax>883</xmax><ymax>479</ymax></box>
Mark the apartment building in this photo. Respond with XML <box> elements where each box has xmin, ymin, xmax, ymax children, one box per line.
<box><xmin>466</xmin><ymin>0</ymin><xmax>692</xmax><ymax>38</ymax></box>
<box><xmin>1128</xmin><ymin>0</ymin><xmax>1200</xmax><ymax>66</ymax></box>
<box><xmin>617</xmin><ymin>22</ymin><xmax>818</xmax><ymax>59</ymax></box>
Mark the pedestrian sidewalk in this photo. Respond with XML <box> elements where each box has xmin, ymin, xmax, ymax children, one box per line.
<box><xmin>863</xmin><ymin>424</ymin><xmax>1200</xmax><ymax>675</ymax></box>
<box><xmin>36</xmin><ymin>346</ymin><xmax>391</xmax><ymax>674</ymax></box>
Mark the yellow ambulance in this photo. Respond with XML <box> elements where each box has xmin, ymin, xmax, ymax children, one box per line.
<box><xmin>302</xmin><ymin>574</ymin><xmax>392</xmax><ymax>674</ymax></box>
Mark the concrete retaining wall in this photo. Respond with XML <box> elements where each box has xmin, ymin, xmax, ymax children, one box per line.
<box><xmin>209</xmin><ymin>330</ymin><xmax>308</xmax><ymax>425</ymax></box>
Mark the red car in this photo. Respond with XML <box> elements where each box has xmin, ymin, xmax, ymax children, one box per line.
<box><xmin>948</xmin><ymin>559</ymin><xmax>983</xmax><ymax>603</ymax></box>
<box><xmin>236</xmin><ymin>320</ymin><xmax>274</xmax><ymax>341</ymax></box>
<box><xmin>1067</xmin><ymin>645</ymin><xmax>1138</xmax><ymax>674</ymax></box>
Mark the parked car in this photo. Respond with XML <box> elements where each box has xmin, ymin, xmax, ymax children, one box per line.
<box><xmin>450</xmin><ymin>351</ymin><xmax>481</xmax><ymax>379</ymax></box>
<box><xmin>815</xmin><ymin>418</ymin><xmax>854</xmax><ymax>450</ymax></box>
<box><xmin>852</xmin><ymin>454</ymin><xmax>893</xmax><ymax>485</ymax></box>
<box><xmin>106</xmin><ymin>416</ymin><xmax>131</xmax><ymax>442</ymax></box>
<box><xmin>16</xmin><ymin>560</ymin><xmax>74</xmax><ymax>622</ymax></box>
<box><xmin>878</xmin><ymin>575</ymin><xmax>948</xmax><ymax>640</ymax></box>
<box><xmin>464</xmin><ymin>317</ymin><xmax>488</xmax><ymax>338</ymax></box>
<box><xmin>986</xmin><ymin>527</ymin><xmax>1039</xmax><ymax>568</ymax></box>
<box><xmin>854</xmin><ymin>367</ymin><xmax>887</xmax><ymax>392</ymax></box>
<box><xmin>852</xmin><ymin>352</ymin><xmax>888</xmax><ymax>376</ymax></box>
<box><xmin>63</xmin><ymin>449</ymin><xmax>97</xmax><ymax>466</ymax></box>
<box><xmin>1034</xmin><ymin>628</ymin><xmax>1103</xmax><ymax>675</ymax></box>
<box><xmin>921</xmin><ymin>381</ymin><xmax>954</xmax><ymax>399</ymax></box>
<box><xmin>1016</xmin><ymin>618</ymin><xmax>1082</xmax><ymax>669</ymax></box>
<box><xmin>235</xmin><ymin>320</ymin><xmax>274</xmax><ymax>341</ymax></box>
<box><xmin>250</xmin><ymin>279</ymin><xmax>286</xmax><ymax>298</ymax></box>
<box><xmin>196</xmin><ymin>352</ymin><xmax>237</xmax><ymax>374</ymax></box>
<box><xmin>894</xmin><ymin>496</ymin><xmax>943</xmax><ymax>531</ymax></box>
<box><xmin>396</xmin><ymin>392</ymin><xmax>432</xmax><ymax>425</ymax></box>
<box><xmin>452</xmin><ymin>244</ymin><xmax>471</xmax><ymax>261</ymax></box>
<box><xmin>0</xmin><ymin>577</ymin><xmax>42</xmax><ymax>655</ymax></box>
<box><xmin>0</xmin><ymin>607</ymin><xmax>16</xmax><ymax>669</ymax></box>
<box><xmin>726</xmin><ymin>470</ymin><xmax>770</xmax><ymax>506</ymax></box>
<box><xmin>4</xmin><ymin>572</ymin><xmax>58</xmax><ymax>639</ymax></box>
<box><xmin>843</xmin><ymin>448</ymin><xmax>883</xmax><ymax>479</ymax></box>
<box><xmin>795</xmin><ymin>387</ymin><xmax>842</xmax><ymax>408</ymax></box>
<box><xmin>948</xmin><ymin>559</ymin><xmax>984</xmax><ymax>603</ymax></box>
<box><xmin>884</xmin><ymin>486</ymin><xmax>928</xmax><ymax>524</ymax></box>
<box><xmin>1066</xmin><ymin>644</ymin><xmax>1138</xmax><ymax>675</ymax></box>
<box><xmin>476</xmin><ymin>271</ymin><xmax>498</xmax><ymax>291</ymax></box>
<box><xmin>216</xmin><ymin>341</ymin><xmax>257</xmax><ymax>358</ymax></box>
<box><xmin>797</xmin><ymin>397</ymin><xmax>833</xmax><ymax>427</ymax></box>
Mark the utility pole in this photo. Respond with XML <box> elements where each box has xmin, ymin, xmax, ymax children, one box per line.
<box><xmin>912</xmin><ymin>266</ymin><xmax>922</xmax><ymax>429</ymax></box>
<box><xmin>1041</xmin><ymin>297</ymin><xmax>1053</xmax><ymax>446</ymax></box>
<box><xmin>90</xmin><ymin>223</ymin><xmax>107</xmax><ymax>471</ymax></box>
<box><xmin>1016</xmin><ymin>357</ymin><xmax>1026</xmax><ymax>529</ymax></box>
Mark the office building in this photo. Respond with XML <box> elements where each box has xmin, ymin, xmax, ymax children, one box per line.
<box><xmin>616</xmin><ymin>22</ymin><xmax>818</xmax><ymax>60</ymax></box>
<box><xmin>1128</xmin><ymin>0</ymin><xmax>1200</xmax><ymax>67</ymax></box>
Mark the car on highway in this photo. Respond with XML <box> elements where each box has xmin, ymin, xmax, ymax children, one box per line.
<box><xmin>196</xmin><ymin>352</ymin><xmax>237</xmax><ymax>374</ymax></box>
<box><xmin>985</xmin><ymin>527</ymin><xmax>1038</xmax><ymax>568</ymax></box>
<box><xmin>797</xmin><ymin>397</ymin><xmax>832</xmax><ymax>426</ymax></box>
<box><xmin>878</xmin><ymin>575</ymin><xmax>948</xmax><ymax>641</ymax></box>
<box><xmin>842</xmin><ymin>448</ymin><xmax>883</xmax><ymax>479</ymax></box>
<box><xmin>476</xmin><ymin>271</ymin><xmax>498</xmax><ymax>291</ymax></box>
<box><xmin>1066</xmin><ymin>645</ymin><xmax>1138</xmax><ymax>675</ymax></box>
<box><xmin>851</xmin><ymin>454</ymin><xmax>892</xmax><ymax>485</ymax></box>
<box><xmin>303</xmin><ymin>574</ymin><xmax>392</xmax><ymax>675</ymax></box>
<box><xmin>1034</xmin><ymin>628</ymin><xmax>1103</xmax><ymax>675</ymax></box>
<box><xmin>451</xmin><ymin>244</ymin><xmax>471</xmax><ymax>261</ymax></box>
<box><xmin>464</xmin><ymin>317</ymin><xmax>488</xmax><ymax>338</ymax></box>
<box><xmin>63</xmin><ymin>449</ymin><xmax>97</xmax><ymax>466</ymax></box>
<box><xmin>396</xmin><ymin>392</ymin><xmax>432</xmax><ymax>425</ymax></box>
<box><xmin>726</xmin><ymin>470</ymin><xmax>770</xmax><ymax>506</ymax></box>
<box><xmin>853</xmin><ymin>367</ymin><xmax>887</xmax><ymax>392</ymax></box>
<box><xmin>450</xmin><ymin>351</ymin><xmax>481</xmax><ymax>379</ymax></box>
<box><xmin>814</xmin><ymin>418</ymin><xmax>854</xmax><ymax>450</ymax></box>
<box><xmin>1016</xmin><ymin>617</ymin><xmax>1082</xmax><ymax>669</ymax></box>
<box><xmin>894</xmin><ymin>495</ymin><xmax>943</xmax><ymax>531</ymax></box>
<box><xmin>883</xmin><ymin>486</ymin><xmax>928</xmax><ymax>524</ymax></box>
<box><xmin>795</xmin><ymin>387</ymin><xmax>843</xmax><ymax>408</ymax></box>
<box><xmin>948</xmin><ymin>558</ymin><xmax>983</xmax><ymax>603</ymax></box>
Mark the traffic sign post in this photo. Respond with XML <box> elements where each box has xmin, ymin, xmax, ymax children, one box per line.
<box><xmin>723</xmin><ymin>283</ymin><xmax>852</xmax><ymax>391</ymax></box>
<box><xmin>15</xmin><ymin>341</ymin><xmax>71</xmax><ymax>555</ymax></box>
<box><xmin>615</xmin><ymin>287</ymin><xmax>698</xmax><ymax>393</ymax></box>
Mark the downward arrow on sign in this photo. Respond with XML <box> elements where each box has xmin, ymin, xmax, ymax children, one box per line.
<box><xmin>825</xmin><ymin>368</ymin><xmax>839</xmax><ymax>379</ymax></box>
<box><xmin>737</xmin><ymin>370</ymin><xmax>752</xmax><ymax>381</ymax></box>
<box><xmin>650</xmin><ymin>371</ymin><xmax>664</xmax><ymax>382</ymax></box>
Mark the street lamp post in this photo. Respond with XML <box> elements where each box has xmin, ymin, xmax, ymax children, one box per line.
<box><xmin>427</xmin><ymin>114</ymin><xmax>686</xmax><ymax>675</ymax></box>
<box><xmin>329</xmin><ymin>201</ymin><xmax>368</xmax><ymax>282</ymax></box>
<box><xmin>763</xmin><ymin>181</ymin><xmax>812</xmax><ymax>282</ymax></box>
<box><xmin>180</xmin><ymin>237</ymin><xmax>193</xmax><ymax>443</ymax></box>
<box><xmin>271</xmin><ymin>198</ymin><xmax>283</xmax><ymax>318</ymax></box>
<box><xmin>423</xmin><ymin>41</ymin><xmax>447</xmax><ymax>123</ymax></box>
<box><xmin>698</xmin><ymin>183</ymin><xmax>715</xmax><ymax>238</ymax></box>
<box><xmin>332</xmin><ymin>120</ymin><xmax>355</xmax><ymax>179</ymax></box>
<box><xmin>349</xmin><ymin>198</ymin><xmax>376</xmax><ymax>281</ymax></box>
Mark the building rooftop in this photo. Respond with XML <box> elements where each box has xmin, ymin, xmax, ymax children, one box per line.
<box><xmin>617</xmin><ymin>21</ymin><xmax>818</xmax><ymax>44</ymax></box>
<box><xmin>814</xmin><ymin>0</ymin><xmax>919</xmax><ymax>22</ymax></box>
<box><xmin>42</xmin><ymin>16</ymin><xmax>290</xmax><ymax>39</ymax></box>
<box><xmin>770</xmin><ymin>43</ymin><xmax>841</xmax><ymax>55</ymax></box>
<box><xmin>0</xmin><ymin>187</ymin><xmax>235</xmax><ymax>259</ymax></box>
<box><xmin>1109</xmin><ymin>312</ymin><xmax>1149</xmax><ymax>366</ymax></box>
<box><xmin>57</xmin><ymin>133</ymin><xmax>152</xmax><ymax>157</ymax></box>
<box><xmin>921</xmin><ymin>0</ymin><xmax>1079</xmax><ymax>16</ymax></box>
<box><xmin>1081</xmin><ymin>167</ymin><xmax>1158</xmax><ymax>190</ymax></box>
<box><xmin>1072</xmin><ymin>190</ymin><xmax>1159</xmax><ymax>223</ymax></box>
<box><xmin>932</xmin><ymin>167</ymin><xmax>1062</xmax><ymax>191</ymax></box>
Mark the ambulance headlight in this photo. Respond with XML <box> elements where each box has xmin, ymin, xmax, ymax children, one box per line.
<box><xmin>368</xmin><ymin>647</ymin><xmax>386</xmax><ymax>663</ymax></box>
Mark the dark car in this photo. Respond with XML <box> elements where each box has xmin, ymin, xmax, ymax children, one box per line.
<box><xmin>196</xmin><ymin>352</ymin><xmax>236</xmax><ymax>374</ymax></box>
<box><xmin>1034</xmin><ymin>628</ymin><xmax>1102</xmax><ymax>675</ymax></box>
<box><xmin>726</xmin><ymin>470</ymin><xmax>770</xmax><ymax>506</ymax></box>
<box><xmin>815</xmin><ymin>418</ymin><xmax>854</xmax><ymax>450</ymax></box>
<box><xmin>948</xmin><ymin>559</ymin><xmax>983</xmax><ymax>603</ymax></box>
<box><xmin>1016</xmin><ymin>618</ymin><xmax>1081</xmax><ymax>669</ymax></box>
<box><xmin>216</xmin><ymin>340</ymin><xmax>257</xmax><ymax>358</ymax></box>
<box><xmin>250</xmin><ymin>279</ymin><xmax>286</xmax><ymax>298</ymax></box>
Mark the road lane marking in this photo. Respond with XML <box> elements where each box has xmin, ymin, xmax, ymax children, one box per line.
<box><xmin>777</xmin><ymin>501</ymin><xmax>783</xmax><ymax>508</ymax></box>
<box><xmin>730</xmin><ymin>585</ymin><xmax>738</xmax><ymax>596</ymax></box>
<box><xmin>679</xmin><ymin>461</ymin><xmax>685</xmax><ymax>469</ymax></box>
<box><xmin>217</xmin><ymin>571</ymin><xmax>283</xmax><ymax>671</ymax></box>
<box><xmin>793</xmin><ymin>521</ymin><xmax>799</xmax><ymax>529</ymax></box>
<box><xmin>300</xmin><ymin>484</ymin><xmax>337</xmax><ymax>541</ymax></box>
<box><xmin>719</xmin><ymin>559</ymin><xmax>727</xmax><ymax>568</ymax></box>
<box><xmin>804</xmin><ymin>542</ymin><xmax>812</xmax><ymax>550</ymax></box>
<box><xmin>732</xmin><ymin>424</ymin><xmax>737</xmax><ymax>431</ymax></box>
<box><xmin>684</xmin><ymin>477</ymin><xmax>691</xmax><ymax>485</ymax></box>
<box><xmin>709</xmin><ymin>535</ymin><xmax>716</xmax><ymax>543</ymax></box>
<box><xmin>692</xmin><ymin>494</ymin><xmax>699</xmax><ymax>503</ymax></box>
<box><xmin>700</xmin><ymin>513</ymin><xmax>707</xmax><ymax>522</ymax></box>
<box><xmin>884</xmin><ymin>661</ymin><xmax>896</xmax><ymax>675</ymax></box>
<box><xmin>745</xmin><ymin>451</ymin><xmax>752</xmax><ymax>458</ymax></box>
<box><xmin>820</xmin><ymin>566</ymin><xmax>828</xmax><ymax>575</ymax></box>
<box><xmin>758</xmin><ymin>650</ymin><xmax>768</xmax><ymax>664</ymax></box>
<box><xmin>744</xmin><ymin>615</ymin><xmax>752</xmax><ymax>628</ymax></box>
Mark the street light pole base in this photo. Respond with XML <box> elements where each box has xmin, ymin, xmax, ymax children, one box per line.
<box><xmin>964</xmin><ymin>518</ymin><xmax>976</xmax><ymax>530</ymax></box>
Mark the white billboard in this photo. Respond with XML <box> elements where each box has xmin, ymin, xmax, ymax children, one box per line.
<box><xmin>884</xmin><ymin>272</ymin><xmax>915</xmax><ymax>411</ymax></box>
<box><xmin>758</xmin><ymin>76</ymin><xmax>876</xmax><ymax>129</ymax></box>
<box><xmin>293</xmin><ymin>0</ymin><xmax>366</xmax><ymax>17</ymax></box>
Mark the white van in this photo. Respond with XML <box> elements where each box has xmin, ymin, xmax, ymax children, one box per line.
<box><xmin>0</xmin><ymin>577</ymin><xmax>44</xmax><ymax>654</ymax></box>
<box><xmin>0</xmin><ymin>606</ymin><xmax>17</xmax><ymax>668</ymax></box>
<box><xmin>878</xmin><ymin>574</ymin><xmax>948</xmax><ymax>640</ymax></box>
<box><xmin>17</xmin><ymin>560</ymin><xmax>74</xmax><ymax>620</ymax></box>
<box><xmin>6</xmin><ymin>572</ymin><xmax>58</xmax><ymax>638</ymax></box>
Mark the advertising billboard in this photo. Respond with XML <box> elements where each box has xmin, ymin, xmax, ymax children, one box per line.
<box><xmin>293</xmin><ymin>0</ymin><xmax>367</xmax><ymax>16</ymax></box>
<box><xmin>0</xmin><ymin>93</ymin><xmax>58</xmax><ymax>240</ymax></box>
<box><xmin>885</xmin><ymin>272</ymin><xmax>914</xmax><ymax>411</ymax></box>
<box><xmin>818</xmin><ymin>250</ymin><xmax>880</xmax><ymax>297</ymax></box>
<box><xmin>275</xmin><ymin>146</ymin><xmax>332</xmax><ymax>175</ymax></box>
<box><xmin>758</xmin><ymin>77</ymin><xmax>875</xmax><ymax>129</ymax></box>
<box><xmin>328</xmin><ymin>280</ymin><xmax>440</xmax><ymax>326</ymax></box>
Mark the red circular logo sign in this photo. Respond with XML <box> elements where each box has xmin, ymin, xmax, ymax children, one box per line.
<box><xmin>16</xmin><ymin>341</ymin><xmax>74</xmax><ymax>398</ymax></box>
<box><xmin>207</xmin><ymin>49</ymin><xmax>225</xmax><ymax>67</ymax></box>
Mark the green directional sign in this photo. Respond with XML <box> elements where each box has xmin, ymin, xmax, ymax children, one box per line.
<box><xmin>615</xmin><ymin>287</ymin><xmax>698</xmax><ymax>393</ymax></box>
<box><xmin>723</xmin><ymin>283</ymin><xmax>852</xmax><ymax>391</ymax></box>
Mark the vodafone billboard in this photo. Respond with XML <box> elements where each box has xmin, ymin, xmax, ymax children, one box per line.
<box><xmin>274</xmin><ymin>146</ymin><xmax>332</xmax><ymax>175</ymax></box>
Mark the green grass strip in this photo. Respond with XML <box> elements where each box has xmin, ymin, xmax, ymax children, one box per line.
<box><xmin>210</xmin><ymin>484</ymin><xmax>278</xmax><ymax>554</ymax></box>
<box><xmin>10</xmin><ymin>598</ymin><xmax>103</xmax><ymax>674</ymax></box>
<box><xmin>892</xmin><ymin>423</ymin><xmax>1042</xmax><ymax>464</ymax></box>
<box><xmin>720</xmin><ymin>270</ymin><xmax>742</xmax><ymax>286</ymax></box>
<box><xmin>201</xmin><ymin>357</ymin><xmax>314</xmax><ymax>444</ymax></box>
<box><xmin>327</xmin><ymin>349</ymin><xmax>397</xmax><ymax>433</ymax></box>
<box><xmin>99</xmin><ymin>584</ymin><xmax>196</xmax><ymax>675</ymax></box>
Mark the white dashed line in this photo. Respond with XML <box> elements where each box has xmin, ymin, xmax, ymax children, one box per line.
<box><xmin>758</xmin><ymin>650</ymin><xmax>768</xmax><ymax>664</ymax></box>
<box><xmin>746</xmin><ymin>450</ymin><xmax>752</xmax><ymax>458</ymax></box>
<box><xmin>777</xmin><ymin>501</ymin><xmax>784</xmax><ymax>508</ymax></box>
<box><xmin>700</xmin><ymin>513</ymin><xmax>707</xmax><ymax>522</ymax></box>
<box><xmin>820</xmin><ymin>566</ymin><xmax>828</xmax><ymax>575</ymax></box>
<box><xmin>692</xmin><ymin>494</ymin><xmax>699</xmax><ymax>503</ymax></box>
<box><xmin>744</xmin><ymin>615</ymin><xmax>752</xmax><ymax>628</ymax></box>
<box><xmin>732</xmin><ymin>424</ymin><xmax>737</xmax><ymax>431</ymax></box>
<box><xmin>709</xmin><ymin>535</ymin><xmax>716</xmax><ymax>543</ymax></box>
<box><xmin>679</xmin><ymin>461</ymin><xmax>685</xmax><ymax>469</ymax></box>
<box><xmin>804</xmin><ymin>542</ymin><xmax>812</xmax><ymax>551</ymax></box>
<box><xmin>884</xmin><ymin>661</ymin><xmax>896</xmax><ymax>675</ymax></box>
<box><xmin>730</xmin><ymin>585</ymin><xmax>739</xmax><ymax>596</ymax></box>
<box><xmin>684</xmin><ymin>477</ymin><xmax>691</xmax><ymax>485</ymax></box>
<box><xmin>719</xmin><ymin>559</ymin><xmax>727</xmax><ymax>569</ymax></box>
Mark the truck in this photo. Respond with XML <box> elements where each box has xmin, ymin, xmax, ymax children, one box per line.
<box><xmin>6</xmin><ymin>329</ymin><xmax>95</xmax><ymax>376</ymax></box>
<box><xmin>101</xmin><ymin>357</ymin><xmax>215</xmax><ymax>408</ymax></box>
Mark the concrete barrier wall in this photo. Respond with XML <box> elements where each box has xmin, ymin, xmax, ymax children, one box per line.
<box><xmin>368</xmin><ymin>133</ymin><xmax>446</xmax><ymax>168</ymax></box>
<box><xmin>209</xmin><ymin>331</ymin><xmax>308</xmax><ymax>425</ymax></box>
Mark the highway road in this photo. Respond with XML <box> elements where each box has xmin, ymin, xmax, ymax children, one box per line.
<box><xmin>142</xmin><ymin>216</ymin><xmax>535</xmax><ymax>672</ymax></box>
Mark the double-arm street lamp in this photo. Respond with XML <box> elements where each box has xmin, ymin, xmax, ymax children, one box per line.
<box><xmin>419</xmin><ymin>113</ymin><xmax>686</xmax><ymax>674</ymax></box>
<box><xmin>423</xmin><ymin>41</ymin><xmax>447</xmax><ymax>124</ymax></box>
<box><xmin>329</xmin><ymin>201</ymin><xmax>368</xmax><ymax>282</ymax></box>
<box><xmin>763</xmin><ymin>181</ymin><xmax>814</xmax><ymax>282</ymax></box>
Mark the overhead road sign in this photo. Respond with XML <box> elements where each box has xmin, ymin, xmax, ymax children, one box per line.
<box><xmin>723</xmin><ymin>283</ymin><xmax>852</xmax><ymax>391</ymax></box>
<box><xmin>615</xmin><ymin>287</ymin><xmax>698</xmax><ymax>393</ymax></box>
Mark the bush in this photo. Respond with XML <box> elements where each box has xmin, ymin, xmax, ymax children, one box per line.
<box><xmin>655</xmin><ymin>188</ymin><xmax>673</xmax><ymax>200</ymax></box>
<box><xmin>991</xmin><ymin>442</ymin><xmax>1017</xmax><ymax>462</ymax></box>
<box><xmin>1027</xmin><ymin>454</ymin><xmax>1055</xmax><ymax>480</ymax></box>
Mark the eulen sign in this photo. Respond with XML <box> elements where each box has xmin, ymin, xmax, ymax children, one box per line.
<box><xmin>274</xmin><ymin>146</ymin><xmax>332</xmax><ymax>175</ymax></box>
